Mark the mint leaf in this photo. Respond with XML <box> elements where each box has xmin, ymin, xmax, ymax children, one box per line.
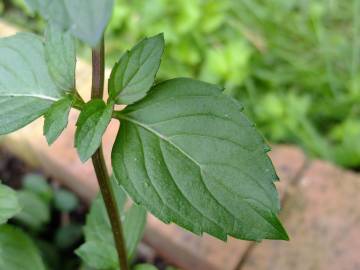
<box><xmin>0</xmin><ymin>33</ymin><xmax>63</xmax><ymax>135</ymax></box>
<box><xmin>24</xmin><ymin>0</ymin><xmax>71</xmax><ymax>29</ymax></box>
<box><xmin>109</xmin><ymin>34</ymin><xmax>164</xmax><ymax>105</ymax></box>
<box><xmin>76</xmin><ymin>242</ymin><xmax>117</xmax><ymax>270</ymax></box>
<box><xmin>0</xmin><ymin>225</ymin><xmax>46</xmax><ymax>270</ymax></box>
<box><xmin>112</xmin><ymin>78</ymin><xmax>288</xmax><ymax>241</ymax></box>
<box><xmin>64</xmin><ymin>0</ymin><xmax>114</xmax><ymax>47</ymax></box>
<box><xmin>45</xmin><ymin>24</ymin><xmax>76</xmax><ymax>92</ymax></box>
<box><xmin>14</xmin><ymin>191</ymin><xmax>50</xmax><ymax>230</ymax></box>
<box><xmin>76</xmin><ymin>181</ymin><xmax>146</xmax><ymax>269</ymax></box>
<box><xmin>0</xmin><ymin>184</ymin><xmax>21</xmax><ymax>224</ymax></box>
<box><xmin>44</xmin><ymin>95</ymin><xmax>73</xmax><ymax>145</ymax></box>
<box><xmin>75</xmin><ymin>99</ymin><xmax>113</xmax><ymax>162</ymax></box>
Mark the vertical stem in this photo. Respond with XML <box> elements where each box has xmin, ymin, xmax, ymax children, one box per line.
<box><xmin>91</xmin><ymin>38</ymin><xmax>129</xmax><ymax>270</ymax></box>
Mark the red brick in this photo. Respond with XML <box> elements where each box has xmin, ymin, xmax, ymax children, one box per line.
<box><xmin>241</xmin><ymin>161</ymin><xmax>360</xmax><ymax>270</ymax></box>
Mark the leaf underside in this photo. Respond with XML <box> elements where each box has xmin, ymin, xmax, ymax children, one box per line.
<box><xmin>112</xmin><ymin>78</ymin><xmax>288</xmax><ymax>241</ymax></box>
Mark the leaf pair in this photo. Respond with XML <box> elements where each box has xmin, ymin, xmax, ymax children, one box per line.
<box><xmin>0</xmin><ymin>24</ymin><xmax>76</xmax><ymax>146</ymax></box>
<box><xmin>74</xmin><ymin>34</ymin><xmax>165</xmax><ymax>162</ymax></box>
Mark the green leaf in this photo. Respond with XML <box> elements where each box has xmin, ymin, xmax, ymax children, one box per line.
<box><xmin>76</xmin><ymin>181</ymin><xmax>146</xmax><ymax>269</ymax></box>
<box><xmin>64</xmin><ymin>0</ymin><xmax>114</xmax><ymax>47</ymax></box>
<box><xmin>112</xmin><ymin>78</ymin><xmax>288</xmax><ymax>241</ymax></box>
<box><xmin>0</xmin><ymin>33</ymin><xmax>63</xmax><ymax>135</ymax></box>
<box><xmin>0</xmin><ymin>184</ymin><xmax>21</xmax><ymax>224</ymax></box>
<box><xmin>14</xmin><ymin>190</ymin><xmax>50</xmax><ymax>229</ymax></box>
<box><xmin>44</xmin><ymin>95</ymin><xmax>73</xmax><ymax>145</ymax></box>
<box><xmin>44</xmin><ymin>24</ymin><xmax>76</xmax><ymax>92</ymax></box>
<box><xmin>109</xmin><ymin>34</ymin><xmax>164</xmax><ymax>105</ymax></box>
<box><xmin>55</xmin><ymin>223</ymin><xmax>83</xmax><ymax>249</ymax></box>
<box><xmin>24</xmin><ymin>0</ymin><xmax>71</xmax><ymax>29</ymax></box>
<box><xmin>134</xmin><ymin>264</ymin><xmax>158</xmax><ymax>270</ymax></box>
<box><xmin>23</xmin><ymin>174</ymin><xmax>53</xmax><ymax>203</ymax></box>
<box><xmin>54</xmin><ymin>189</ymin><xmax>79</xmax><ymax>213</ymax></box>
<box><xmin>75</xmin><ymin>99</ymin><xmax>113</xmax><ymax>162</ymax></box>
<box><xmin>76</xmin><ymin>242</ymin><xmax>118</xmax><ymax>270</ymax></box>
<box><xmin>0</xmin><ymin>225</ymin><xmax>46</xmax><ymax>270</ymax></box>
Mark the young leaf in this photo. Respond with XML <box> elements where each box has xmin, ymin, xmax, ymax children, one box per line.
<box><xmin>43</xmin><ymin>95</ymin><xmax>73</xmax><ymax>145</ymax></box>
<box><xmin>0</xmin><ymin>184</ymin><xmax>21</xmax><ymax>224</ymax></box>
<box><xmin>75</xmin><ymin>99</ymin><xmax>113</xmax><ymax>162</ymax></box>
<box><xmin>64</xmin><ymin>0</ymin><xmax>114</xmax><ymax>47</ymax></box>
<box><xmin>76</xmin><ymin>181</ymin><xmax>146</xmax><ymax>269</ymax></box>
<box><xmin>45</xmin><ymin>24</ymin><xmax>76</xmax><ymax>92</ymax></box>
<box><xmin>14</xmin><ymin>191</ymin><xmax>50</xmax><ymax>230</ymax></box>
<box><xmin>0</xmin><ymin>33</ymin><xmax>63</xmax><ymax>135</ymax></box>
<box><xmin>109</xmin><ymin>34</ymin><xmax>164</xmax><ymax>105</ymax></box>
<box><xmin>112</xmin><ymin>78</ymin><xmax>288</xmax><ymax>241</ymax></box>
<box><xmin>0</xmin><ymin>225</ymin><xmax>46</xmax><ymax>270</ymax></box>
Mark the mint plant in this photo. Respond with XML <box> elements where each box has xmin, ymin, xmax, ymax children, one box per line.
<box><xmin>0</xmin><ymin>0</ymin><xmax>288</xmax><ymax>269</ymax></box>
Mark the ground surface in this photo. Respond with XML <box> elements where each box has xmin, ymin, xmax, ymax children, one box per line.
<box><xmin>1</xmin><ymin>20</ymin><xmax>360</xmax><ymax>270</ymax></box>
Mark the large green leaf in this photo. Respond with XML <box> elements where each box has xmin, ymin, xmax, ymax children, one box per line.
<box><xmin>75</xmin><ymin>99</ymin><xmax>113</xmax><ymax>162</ymax></box>
<box><xmin>0</xmin><ymin>184</ymin><xmax>21</xmax><ymax>224</ymax></box>
<box><xmin>64</xmin><ymin>0</ymin><xmax>114</xmax><ymax>47</ymax></box>
<box><xmin>109</xmin><ymin>34</ymin><xmax>164</xmax><ymax>105</ymax></box>
<box><xmin>0</xmin><ymin>33</ymin><xmax>63</xmax><ymax>135</ymax></box>
<box><xmin>76</xmin><ymin>180</ymin><xmax>146</xmax><ymax>269</ymax></box>
<box><xmin>44</xmin><ymin>24</ymin><xmax>76</xmax><ymax>92</ymax></box>
<box><xmin>112</xmin><ymin>78</ymin><xmax>288</xmax><ymax>241</ymax></box>
<box><xmin>24</xmin><ymin>0</ymin><xmax>71</xmax><ymax>29</ymax></box>
<box><xmin>43</xmin><ymin>95</ymin><xmax>73</xmax><ymax>145</ymax></box>
<box><xmin>0</xmin><ymin>225</ymin><xmax>46</xmax><ymax>270</ymax></box>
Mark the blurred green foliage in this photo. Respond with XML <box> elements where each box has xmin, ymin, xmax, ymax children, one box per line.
<box><xmin>3</xmin><ymin>0</ymin><xmax>360</xmax><ymax>169</ymax></box>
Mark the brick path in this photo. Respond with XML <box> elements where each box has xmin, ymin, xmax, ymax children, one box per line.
<box><xmin>1</xmin><ymin>20</ymin><xmax>360</xmax><ymax>270</ymax></box>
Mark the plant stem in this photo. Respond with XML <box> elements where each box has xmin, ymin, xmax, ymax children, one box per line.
<box><xmin>91</xmin><ymin>38</ymin><xmax>129</xmax><ymax>270</ymax></box>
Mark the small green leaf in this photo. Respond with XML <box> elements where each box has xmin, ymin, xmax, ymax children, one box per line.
<box><xmin>44</xmin><ymin>95</ymin><xmax>73</xmax><ymax>145</ymax></box>
<box><xmin>14</xmin><ymin>191</ymin><xmax>50</xmax><ymax>230</ymax></box>
<box><xmin>64</xmin><ymin>0</ymin><xmax>114</xmax><ymax>47</ymax></box>
<box><xmin>55</xmin><ymin>223</ymin><xmax>83</xmax><ymax>249</ymax></box>
<box><xmin>23</xmin><ymin>174</ymin><xmax>53</xmax><ymax>203</ymax></box>
<box><xmin>109</xmin><ymin>34</ymin><xmax>164</xmax><ymax>105</ymax></box>
<box><xmin>112</xmin><ymin>78</ymin><xmax>288</xmax><ymax>241</ymax></box>
<box><xmin>75</xmin><ymin>99</ymin><xmax>113</xmax><ymax>162</ymax></box>
<box><xmin>134</xmin><ymin>264</ymin><xmax>158</xmax><ymax>270</ymax></box>
<box><xmin>0</xmin><ymin>225</ymin><xmax>46</xmax><ymax>270</ymax></box>
<box><xmin>0</xmin><ymin>33</ymin><xmax>63</xmax><ymax>135</ymax></box>
<box><xmin>76</xmin><ymin>242</ymin><xmax>118</xmax><ymax>270</ymax></box>
<box><xmin>76</xmin><ymin>181</ymin><xmax>146</xmax><ymax>269</ymax></box>
<box><xmin>0</xmin><ymin>184</ymin><xmax>21</xmax><ymax>224</ymax></box>
<box><xmin>45</xmin><ymin>24</ymin><xmax>76</xmax><ymax>92</ymax></box>
<box><xmin>54</xmin><ymin>189</ymin><xmax>79</xmax><ymax>213</ymax></box>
